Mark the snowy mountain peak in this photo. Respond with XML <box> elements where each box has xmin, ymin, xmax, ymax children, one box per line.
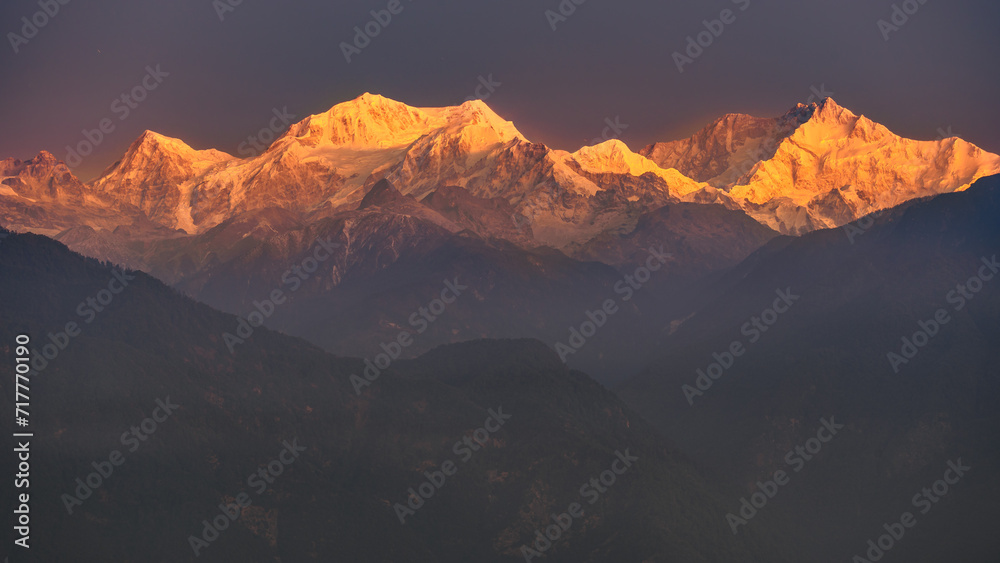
<box><xmin>285</xmin><ymin>93</ymin><xmax>437</xmax><ymax>149</ymax></box>
<box><xmin>11</xmin><ymin>94</ymin><xmax>995</xmax><ymax>244</ymax></box>
<box><xmin>780</xmin><ymin>97</ymin><xmax>854</xmax><ymax>129</ymax></box>
<box><xmin>133</xmin><ymin>130</ymin><xmax>192</xmax><ymax>153</ymax></box>
<box><xmin>573</xmin><ymin>139</ymin><xmax>639</xmax><ymax>169</ymax></box>
<box><xmin>808</xmin><ymin>98</ymin><xmax>859</xmax><ymax>125</ymax></box>
<box><xmin>570</xmin><ymin>139</ymin><xmax>705</xmax><ymax>197</ymax></box>
<box><xmin>117</xmin><ymin>131</ymin><xmax>233</xmax><ymax>167</ymax></box>
<box><xmin>573</xmin><ymin>139</ymin><xmax>661</xmax><ymax>178</ymax></box>
<box><xmin>279</xmin><ymin>94</ymin><xmax>528</xmax><ymax>152</ymax></box>
<box><xmin>429</xmin><ymin>103</ymin><xmax>527</xmax><ymax>150</ymax></box>
<box><xmin>443</xmin><ymin>99</ymin><xmax>527</xmax><ymax>143</ymax></box>
<box><xmin>88</xmin><ymin>131</ymin><xmax>235</xmax><ymax>234</ymax></box>
<box><xmin>783</xmin><ymin>101</ymin><xmax>882</xmax><ymax>148</ymax></box>
<box><xmin>1</xmin><ymin>150</ymin><xmax>74</xmax><ymax>178</ymax></box>
<box><xmin>0</xmin><ymin>151</ymin><xmax>133</xmax><ymax>235</ymax></box>
<box><xmin>0</xmin><ymin>150</ymin><xmax>74</xmax><ymax>183</ymax></box>
<box><xmin>724</xmin><ymin>101</ymin><xmax>1000</xmax><ymax>233</ymax></box>
<box><xmin>815</xmin><ymin>96</ymin><xmax>842</xmax><ymax>111</ymax></box>
<box><xmin>32</xmin><ymin>150</ymin><xmax>59</xmax><ymax>165</ymax></box>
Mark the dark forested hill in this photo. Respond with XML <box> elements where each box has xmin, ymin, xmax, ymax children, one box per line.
<box><xmin>619</xmin><ymin>174</ymin><xmax>1000</xmax><ymax>562</ymax></box>
<box><xmin>0</xmin><ymin>230</ymin><xmax>788</xmax><ymax>562</ymax></box>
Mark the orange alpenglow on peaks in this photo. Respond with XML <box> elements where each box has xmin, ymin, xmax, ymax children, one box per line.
<box><xmin>3</xmin><ymin>95</ymin><xmax>998</xmax><ymax>241</ymax></box>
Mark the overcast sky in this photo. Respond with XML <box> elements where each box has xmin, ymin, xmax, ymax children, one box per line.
<box><xmin>1</xmin><ymin>0</ymin><xmax>998</xmax><ymax>180</ymax></box>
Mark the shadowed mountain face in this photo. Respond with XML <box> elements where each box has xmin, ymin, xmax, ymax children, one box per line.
<box><xmin>419</xmin><ymin>183</ymin><xmax>538</xmax><ymax>247</ymax></box>
<box><xmin>0</xmin><ymin>230</ymin><xmax>789</xmax><ymax>562</ymax></box>
<box><xmin>570</xmin><ymin>201</ymin><xmax>779</xmax><ymax>275</ymax></box>
<box><xmin>1</xmin><ymin>91</ymin><xmax>999</xmax><ymax>563</ymax></box>
<box><xmin>20</xmin><ymin>178</ymin><xmax>774</xmax><ymax>386</ymax></box>
<box><xmin>618</xmin><ymin>175</ymin><xmax>1000</xmax><ymax>563</ymax></box>
<box><xmin>640</xmin><ymin>106</ymin><xmax>813</xmax><ymax>186</ymax></box>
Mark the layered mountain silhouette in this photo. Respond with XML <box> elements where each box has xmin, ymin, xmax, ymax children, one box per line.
<box><xmin>2</xmin><ymin>94</ymin><xmax>995</xmax><ymax>381</ymax></box>
<box><xmin>0</xmin><ymin>229</ymin><xmax>790</xmax><ymax>562</ymax></box>
<box><xmin>618</xmin><ymin>175</ymin><xmax>1000</xmax><ymax>562</ymax></box>
<box><xmin>2</xmin><ymin>93</ymin><xmax>999</xmax><ymax>562</ymax></box>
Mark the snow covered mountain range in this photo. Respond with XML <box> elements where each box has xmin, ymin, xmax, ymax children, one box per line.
<box><xmin>3</xmin><ymin>93</ymin><xmax>998</xmax><ymax>248</ymax></box>
<box><xmin>642</xmin><ymin>99</ymin><xmax>1000</xmax><ymax>233</ymax></box>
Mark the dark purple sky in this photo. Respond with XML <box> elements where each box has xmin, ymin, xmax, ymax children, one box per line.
<box><xmin>2</xmin><ymin>0</ymin><xmax>998</xmax><ymax>181</ymax></box>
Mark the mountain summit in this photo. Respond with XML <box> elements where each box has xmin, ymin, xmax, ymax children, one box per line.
<box><xmin>278</xmin><ymin>93</ymin><xmax>526</xmax><ymax>151</ymax></box>
<box><xmin>285</xmin><ymin>92</ymin><xmax>441</xmax><ymax>149</ymax></box>
<box><xmin>91</xmin><ymin>131</ymin><xmax>234</xmax><ymax>232</ymax></box>
<box><xmin>3</xmin><ymin>95</ymin><xmax>998</xmax><ymax>241</ymax></box>
<box><xmin>84</xmin><ymin>94</ymin><xmax>538</xmax><ymax>234</ymax></box>
<box><xmin>643</xmin><ymin>98</ymin><xmax>1000</xmax><ymax>233</ymax></box>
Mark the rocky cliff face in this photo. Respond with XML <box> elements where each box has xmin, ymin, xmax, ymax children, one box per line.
<box><xmin>0</xmin><ymin>151</ymin><xmax>148</xmax><ymax>235</ymax></box>
<box><xmin>640</xmin><ymin>110</ymin><xmax>805</xmax><ymax>186</ymax></box>
<box><xmin>90</xmin><ymin>131</ymin><xmax>235</xmax><ymax>232</ymax></box>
